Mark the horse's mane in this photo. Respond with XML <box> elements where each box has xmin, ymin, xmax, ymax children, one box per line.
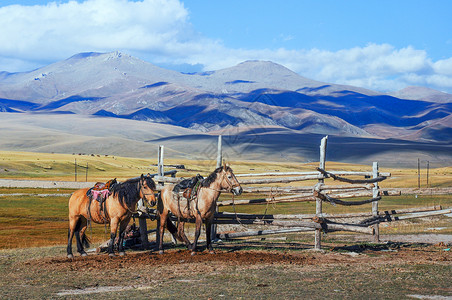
<box><xmin>201</xmin><ymin>166</ymin><xmax>232</xmax><ymax>187</ymax></box>
<box><xmin>111</xmin><ymin>176</ymin><xmax>155</xmax><ymax>208</ymax></box>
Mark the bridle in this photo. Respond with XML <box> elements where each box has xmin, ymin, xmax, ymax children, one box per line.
<box><xmin>138</xmin><ymin>176</ymin><xmax>156</xmax><ymax>206</ymax></box>
<box><xmin>200</xmin><ymin>168</ymin><xmax>241</xmax><ymax>193</ymax></box>
<box><xmin>220</xmin><ymin>169</ymin><xmax>241</xmax><ymax>193</ymax></box>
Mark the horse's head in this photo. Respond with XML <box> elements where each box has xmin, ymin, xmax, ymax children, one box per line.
<box><xmin>140</xmin><ymin>174</ymin><xmax>157</xmax><ymax>206</ymax></box>
<box><xmin>220</xmin><ymin>164</ymin><xmax>242</xmax><ymax>196</ymax></box>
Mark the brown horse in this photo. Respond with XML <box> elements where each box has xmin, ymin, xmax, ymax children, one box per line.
<box><xmin>158</xmin><ymin>165</ymin><xmax>242</xmax><ymax>255</ymax></box>
<box><xmin>67</xmin><ymin>174</ymin><xmax>156</xmax><ymax>258</ymax></box>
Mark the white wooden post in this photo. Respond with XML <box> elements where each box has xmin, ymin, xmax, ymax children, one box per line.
<box><xmin>155</xmin><ymin>145</ymin><xmax>165</xmax><ymax>248</ymax></box>
<box><xmin>315</xmin><ymin>136</ymin><xmax>328</xmax><ymax>250</ymax></box>
<box><xmin>372</xmin><ymin>161</ymin><xmax>380</xmax><ymax>242</ymax></box>
<box><xmin>158</xmin><ymin>145</ymin><xmax>164</xmax><ymax>182</ymax></box>
<box><xmin>216</xmin><ymin>135</ymin><xmax>222</xmax><ymax>168</ymax></box>
<box><xmin>212</xmin><ymin>136</ymin><xmax>222</xmax><ymax>242</ymax></box>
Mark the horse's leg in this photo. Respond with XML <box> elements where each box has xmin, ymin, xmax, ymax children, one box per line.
<box><xmin>107</xmin><ymin>217</ymin><xmax>120</xmax><ymax>256</ymax></box>
<box><xmin>176</xmin><ymin>221</ymin><xmax>191</xmax><ymax>247</ymax></box>
<box><xmin>79</xmin><ymin>219</ymin><xmax>90</xmax><ymax>250</ymax></box>
<box><xmin>67</xmin><ymin>216</ymin><xmax>80</xmax><ymax>259</ymax></box>
<box><xmin>75</xmin><ymin>217</ymin><xmax>88</xmax><ymax>256</ymax></box>
<box><xmin>166</xmin><ymin>218</ymin><xmax>183</xmax><ymax>244</ymax></box>
<box><xmin>117</xmin><ymin>217</ymin><xmax>131</xmax><ymax>256</ymax></box>
<box><xmin>190</xmin><ymin>214</ymin><xmax>203</xmax><ymax>255</ymax></box>
<box><xmin>205</xmin><ymin>217</ymin><xmax>216</xmax><ymax>254</ymax></box>
<box><xmin>158</xmin><ymin>210</ymin><xmax>168</xmax><ymax>254</ymax></box>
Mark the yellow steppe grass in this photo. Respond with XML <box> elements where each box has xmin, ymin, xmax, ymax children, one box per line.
<box><xmin>1</xmin><ymin>150</ymin><xmax>451</xmax><ymax>188</ymax></box>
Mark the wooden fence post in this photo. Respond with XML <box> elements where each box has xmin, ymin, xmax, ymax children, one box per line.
<box><xmin>158</xmin><ymin>145</ymin><xmax>164</xmax><ymax>185</ymax></box>
<box><xmin>212</xmin><ymin>135</ymin><xmax>222</xmax><ymax>242</ymax></box>
<box><xmin>217</xmin><ymin>135</ymin><xmax>222</xmax><ymax>168</ymax></box>
<box><xmin>372</xmin><ymin>161</ymin><xmax>380</xmax><ymax>242</ymax></box>
<box><xmin>155</xmin><ymin>145</ymin><xmax>165</xmax><ymax>248</ymax></box>
<box><xmin>315</xmin><ymin>135</ymin><xmax>328</xmax><ymax>250</ymax></box>
<box><xmin>139</xmin><ymin>216</ymin><xmax>149</xmax><ymax>249</ymax></box>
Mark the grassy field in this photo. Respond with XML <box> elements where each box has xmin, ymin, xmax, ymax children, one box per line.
<box><xmin>0</xmin><ymin>151</ymin><xmax>451</xmax><ymax>299</ymax></box>
<box><xmin>1</xmin><ymin>150</ymin><xmax>451</xmax><ymax>250</ymax></box>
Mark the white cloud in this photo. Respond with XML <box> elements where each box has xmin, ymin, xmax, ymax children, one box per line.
<box><xmin>0</xmin><ymin>0</ymin><xmax>192</xmax><ymax>65</ymax></box>
<box><xmin>1</xmin><ymin>0</ymin><xmax>452</xmax><ymax>94</ymax></box>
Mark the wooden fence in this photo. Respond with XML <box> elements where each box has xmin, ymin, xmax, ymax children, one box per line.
<box><xmin>137</xmin><ymin>135</ymin><xmax>452</xmax><ymax>250</ymax></box>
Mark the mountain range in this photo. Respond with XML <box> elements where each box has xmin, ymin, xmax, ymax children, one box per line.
<box><xmin>0</xmin><ymin>51</ymin><xmax>451</xmax><ymax>166</ymax></box>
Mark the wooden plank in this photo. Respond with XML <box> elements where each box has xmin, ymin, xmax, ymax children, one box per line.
<box><xmin>238</xmin><ymin>175</ymin><xmax>323</xmax><ymax>185</ymax></box>
<box><xmin>381</xmin><ymin>208</ymin><xmax>452</xmax><ymax>221</ymax></box>
<box><xmin>215</xmin><ymin>205</ymin><xmax>443</xmax><ymax>220</ymax></box>
<box><xmin>217</xmin><ymin>228</ymin><xmax>313</xmax><ymax>239</ymax></box>
<box><xmin>218</xmin><ymin>189</ymin><xmax>399</xmax><ymax>206</ymax></box>
<box><xmin>317</xmin><ymin>168</ymin><xmax>387</xmax><ymax>184</ymax></box>
<box><xmin>218</xmin><ymin>193</ymin><xmax>314</xmax><ymax>206</ymax></box>
<box><xmin>241</xmin><ymin>184</ymin><xmax>374</xmax><ymax>194</ymax></box>
<box><xmin>236</xmin><ymin>171</ymin><xmax>391</xmax><ymax>177</ymax></box>
<box><xmin>214</xmin><ymin>219</ymin><xmax>373</xmax><ymax>234</ymax></box>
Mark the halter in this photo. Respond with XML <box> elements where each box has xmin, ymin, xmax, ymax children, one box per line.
<box><xmin>139</xmin><ymin>176</ymin><xmax>155</xmax><ymax>205</ymax></box>
<box><xmin>203</xmin><ymin>168</ymin><xmax>240</xmax><ymax>193</ymax></box>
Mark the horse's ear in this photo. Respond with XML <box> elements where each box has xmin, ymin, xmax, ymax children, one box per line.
<box><xmin>147</xmin><ymin>173</ymin><xmax>155</xmax><ymax>178</ymax></box>
<box><xmin>223</xmin><ymin>161</ymin><xmax>230</xmax><ymax>170</ymax></box>
<box><xmin>141</xmin><ymin>174</ymin><xmax>144</xmax><ymax>180</ymax></box>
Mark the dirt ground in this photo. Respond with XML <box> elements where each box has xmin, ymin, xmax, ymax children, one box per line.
<box><xmin>2</xmin><ymin>239</ymin><xmax>451</xmax><ymax>299</ymax></box>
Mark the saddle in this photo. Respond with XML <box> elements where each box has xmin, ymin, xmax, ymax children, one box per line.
<box><xmin>87</xmin><ymin>178</ymin><xmax>117</xmax><ymax>202</ymax></box>
<box><xmin>172</xmin><ymin>174</ymin><xmax>203</xmax><ymax>200</ymax></box>
<box><xmin>86</xmin><ymin>178</ymin><xmax>118</xmax><ymax>223</ymax></box>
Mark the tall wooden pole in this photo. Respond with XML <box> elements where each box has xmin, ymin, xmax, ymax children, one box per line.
<box><xmin>212</xmin><ymin>136</ymin><xmax>222</xmax><ymax>242</ymax></box>
<box><xmin>372</xmin><ymin>162</ymin><xmax>380</xmax><ymax>242</ymax></box>
<box><xmin>155</xmin><ymin>145</ymin><xmax>165</xmax><ymax>248</ymax></box>
<box><xmin>315</xmin><ymin>136</ymin><xmax>328</xmax><ymax>250</ymax></box>
<box><xmin>158</xmin><ymin>145</ymin><xmax>164</xmax><ymax>183</ymax></box>
<box><xmin>216</xmin><ymin>135</ymin><xmax>222</xmax><ymax>168</ymax></box>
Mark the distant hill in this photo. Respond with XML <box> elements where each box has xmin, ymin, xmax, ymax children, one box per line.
<box><xmin>389</xmin><ymin>86</ymin><xmax>452</xmax><ymax>103</ymax></box>
<box><xmin>0</xmin><ymin>51</ymin><xmax>451</xmax><ymax>166</ymax></box>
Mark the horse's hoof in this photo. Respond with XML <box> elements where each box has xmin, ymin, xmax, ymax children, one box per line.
<box><xmin>119</xmin><ymin>252</ymin><xmax>125</xmax><ymax>256</ymax></box>
<box><xmin>209</xmin><ymin>250</ymin><xmax>216</xmax><ymax>255</ymax></box>
<box><xmin>80</xmin><ymin>252</ymin><xmax>87</xmax><ymax>257</ymax></box>
<box><xmin>108</xmin><ymin>253</ymin><xmax>116</xmax><ymax>257</ymax></box>
<box><xmin>158</xmin><ymin>250</ymin><xmax>164</xmax><ymax>255</ymax></box>
<box><xmin>191</xmin><ymin>251</ymin><xmax>196</xmax><ymax>256</ymax></box>
<box><xmin>67</xmin><ymin>254</ymin><xmax>73</xmax><ymax>259</ymax></box>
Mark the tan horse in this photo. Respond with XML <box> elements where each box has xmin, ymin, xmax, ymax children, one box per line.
<box><xmin>158</xmin><ymin>165</ymin><xmax>242</xmax><ymax>255</ymax></box>
<box><xmin>67</xmin><ymin>174</ymin><xmax>156</xmax><ymax>258</ymax></box>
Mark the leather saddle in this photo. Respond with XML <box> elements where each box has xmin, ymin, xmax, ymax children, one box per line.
<box><xmin>172</xmin><ymin>174</ymin><xmax>203</xmax><ymax>199</ymax></box>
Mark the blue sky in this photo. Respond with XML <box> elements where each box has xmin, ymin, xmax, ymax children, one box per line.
<box><xmin>1</xmin><ymin>0</ymin><xmax>451</xmax><ymax>93</ymax></box>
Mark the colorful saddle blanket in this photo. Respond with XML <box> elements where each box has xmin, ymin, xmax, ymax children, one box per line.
<box><xmin>87</xmin><ymin>178</ymin><xmax>117</xmax><ymax>202</ymax></box>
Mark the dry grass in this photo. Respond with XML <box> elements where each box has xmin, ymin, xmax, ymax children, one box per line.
<box><xmin>1</xmin><ymin>150</ymin><xmax>451</xmax><ymax>250</ymax></box>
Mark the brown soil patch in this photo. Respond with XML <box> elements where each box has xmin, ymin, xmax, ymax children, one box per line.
<box><xmin>31</xmin><ymin>243</ymin><xmax>451</xmax><ymax>274</ymax></box>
